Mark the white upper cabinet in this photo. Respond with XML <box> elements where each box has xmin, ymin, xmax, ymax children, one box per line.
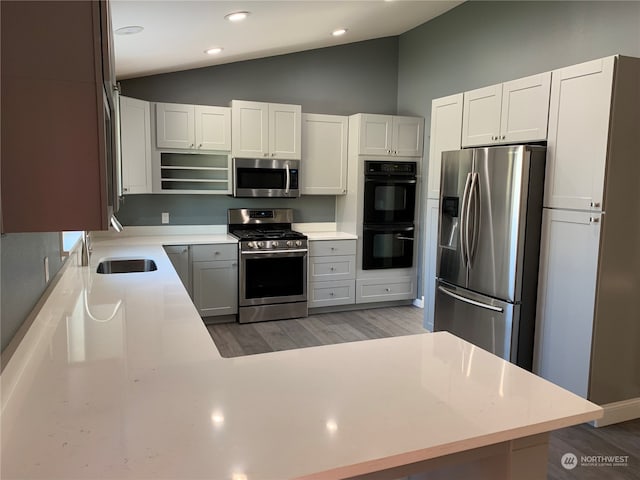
<box><xmin>544</xmin><ymin>56</ymin><xmax>615</xmax><ymax>210</ymax></box>
<box><xmin>427</xmin><ymin>93</ymin><xmax>463</xmax><ymax>199</ymax></box>
<box><xmin>301</xmin><ymin>113</ymin><xmax>348</xmax><ymax>195</ymax></box>
<box><xmin>231</xmin><ymin>100</ymin><xmax>301</xmax><ymax>159</ymax></box>
<box><xmin>156</xmin><ymin>102</ymin><xmax>230</xmax><ymax>151</ymax></box>
<box><xmin>461</xmin><ymin>84</ymin><xmax>502</xmax><ymax>147</ymax></box>
<box><xmin>357</xmin><ymin>114</ymin><xmax>424</xmax><ymax>156</ymax></box>
<box><xmin>195</xmin><ymin>106</ymin><xmax>232</xmax><ymax>151</ymax></box>
<box><xmin>120</xmin><ymin>96</ymin><xmax>152</xmax><ymax>194</ymax></box>
<box><xmin>461</xmin><ymin>72</ymin><xmax>551</xmax><ymax>147</ymax></box>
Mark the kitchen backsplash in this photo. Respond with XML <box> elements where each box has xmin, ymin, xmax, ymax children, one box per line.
<box><xmin>115</xmin><ymin>194</ymin><xmax>336</xmax><ymax>226</ymax></box>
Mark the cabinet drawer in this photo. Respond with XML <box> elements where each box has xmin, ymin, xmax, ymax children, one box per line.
<box><xmin>191</xmin><ymin>243</ymin><xmax>237</xmax><ymax>262</ymax></box>
<box><xmin>356</xmin><ymin>278</ymin><xmax>415</xmax><ymax>303</ymax></box>
<box><xmin>310</xmin><ymin>255</ymin><xmax>355</xmax><ymax>281</ymax></box>
<box><xmin>309</xmin><ymin>239</ymin><xmax>356</xmax><ymax>257</ymax></box>
<box><xmin>309</xmin><ymin>280</ymin><xmax>355</xmax><ymax>308</ymax></box>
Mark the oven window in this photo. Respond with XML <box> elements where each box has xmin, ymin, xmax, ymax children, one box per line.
<box><xmin>364</xmin><ymin>181</ymin><xmax>416</xmax><ymax>224</ymax></box>
<box><xmin>374</xmin><ymin>186</ymin><xmax>408</xmax><ymax>212</ymax></box>
<box><xmin>373</xmin><ymin>233</ymin><xmax>407</xmax><ymax>259</ymax></box>
<box><xmin>245</xmin><ymin>256</ymin><xmax>304</xmax><ymax>299</ymax></box>
<box><xmin>363</xmin><ymin>228</ymin><xmax>414</xmax><ymax>270</ymax></box>
<box><xmin>236</xmin><ymin>168</ymin><xmax>285</xmax><ymax>190</ymax></box>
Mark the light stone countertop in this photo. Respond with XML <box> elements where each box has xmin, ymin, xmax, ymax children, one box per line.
<box><xmin>0</xmin><ymin>234</ymin><xmax>601</xmax><ymax>480</ymax></box>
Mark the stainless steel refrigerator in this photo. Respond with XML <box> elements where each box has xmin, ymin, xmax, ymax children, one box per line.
<box><xmin>433</xmin><ymin>145</ymin><xmax>546</xmax><ymax>370</ymax></box>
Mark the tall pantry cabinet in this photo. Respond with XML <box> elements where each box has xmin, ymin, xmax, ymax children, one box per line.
<box><xmin>535</xmin><ymin>56</ymin><xmax>640</xmax><ymax>416</ymax></box>
<box><xmin>423</xmin><ymin>94</ymin><xmax>463</xmax><ymax>330</ymax></box>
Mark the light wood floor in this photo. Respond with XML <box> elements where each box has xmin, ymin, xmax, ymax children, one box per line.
<box><xmin>206</xmin><ymin>306</ymin><xmax>640</xmax><ymax>479</ymax></box>
<box><xmin>206</xmin><ymin>305</ymin><xmax>427</xmax><ymax>358</ymax></box>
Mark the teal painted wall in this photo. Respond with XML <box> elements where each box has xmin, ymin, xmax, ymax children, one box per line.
<box><xmin>1</xmin><ymin>233</ymin><xmax>65</xmax><ymax>352</ymax></box>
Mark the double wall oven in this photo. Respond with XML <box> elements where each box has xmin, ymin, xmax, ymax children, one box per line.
<box><xmin>228</xmin><ymin>208</ymin><xmax>308</xmax><ymax>323</ymax></box>
<box><xmin>362</xmin><ymin>161</ymin><xmax>417</xmax><ymax>270</ymax></box>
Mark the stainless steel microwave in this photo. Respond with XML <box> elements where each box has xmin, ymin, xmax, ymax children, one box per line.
<box><xmin>233</xmin><ymin>158</ymin><xmax>300</xmax><ymax>198</ymax></box>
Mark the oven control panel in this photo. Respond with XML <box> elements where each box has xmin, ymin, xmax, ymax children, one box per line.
<box><xmin>242</xmin><ymin>239</ymin><xmax>307</xmax><ymax>252</ymax></box>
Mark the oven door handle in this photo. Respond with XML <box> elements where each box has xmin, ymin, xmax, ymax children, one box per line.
<box><xmin>365</xmin><ymin>178</ymin><xmax>417</xmax><ymax>185</ymax></box>
<box><xmin>396</xmin><ymin>236</ymin><xmax>414</xmax><ymax>241</ymax></box>
<box><xmin>364</xmin><ymin>225</ymin><xmax>415</xmax><ymax>232</ymax></box>
<box><xmin>241</xmin><ymin>249</ymin><xmax>308</xmax><ymax>257</ymax></box>
<box><xmin>285</xmin><ymin>164</ymin><xmax>291</xmax><ymax>194</ymax></box>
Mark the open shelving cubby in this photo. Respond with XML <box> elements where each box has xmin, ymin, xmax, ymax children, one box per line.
<box><xmin>159</xmin><ymin>152</ymin><xmax>231</xmax><ymax>193</ymax></box>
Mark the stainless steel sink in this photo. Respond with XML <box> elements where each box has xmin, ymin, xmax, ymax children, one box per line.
<box><xmin>96</xmin><ymin>259</ymin><xmax>158</xmax><ymax>274</ymax></box>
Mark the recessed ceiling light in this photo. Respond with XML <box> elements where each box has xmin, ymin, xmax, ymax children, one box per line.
<box><xmin>225</xmin><ymin>11</ymin><xmax>250</xmax><ymax>22</ymax></box>
<box><xmin>115</xmin><ymin>25</ymin><xmax>144</xmax><ymax>36</ymax></box>
<box><xmin>331</xmin><ymin>28</ymin><xmax>348</xmax><ymax>37</ymax></box>
<box><xmin>205</xmin><ymin>47</ymin><xmax>223</xmax><ymax>55</ymax></box>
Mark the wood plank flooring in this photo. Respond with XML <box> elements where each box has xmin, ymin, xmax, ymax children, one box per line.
<box><xmin>206</xmin><ymin>305</ymin><xmax>427</xmax><ymax>358</ymax></box>
<box><xmin>206</xmin><ymin>306</ymin><xmax>640</xmax><ymax>479</ymax></box>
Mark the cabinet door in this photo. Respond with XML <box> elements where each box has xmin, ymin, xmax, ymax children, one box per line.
<box><xmin>164</xmin><ymin>245</ymin><xmax>191</xmax><ymax>296</ymax></box>
<box><xmin>422</xmin><ymin>198</ymin><xmax>440</xmax><ymax>331</ymax></box>
<box><xmin>392</xmin><ymin>116</ymin><xmax>424</xmax><ymax>157</ymax></box>
<box><xmin>269</xmin><ymin>103</ymin><xmax>301</xmax><ymax>159</ymax></box>
<box><xmin>500</xmin><ymin>72</ymin><xmax>551</xmax><ymax>144</ymax></box>
<box><xmin>358</xmin><ymin>114</ymin><xmax>393</xmax><ymax>155</ymax></box>
<box><xmin>195</xmin><ymin>106</ymin><xmax>231</xmax><ymax>151</ymax></box>
<box><xmin>427</xmin><ymin>94</ymin><xmax>463</xmax><ymax>199</ymax></box>
<box><xmin>120</xmin><ymin>96</ymin><xmax>152</xmax><ymax>194</ymax></box>
<box><xmin>231</xmin><ymin>100</ymin><xmax>269</xmax><ymax>158</ymax></box>
<box><xmin>301</xmin><ymin>113</ymin><xmax>348</xmax><ymax>194</ymax></box>
<box><xmin>156</xmin><ymin>103</ymin><xmax>195</xmax><ymax>149</ymax></box>
<box><xmin>192</xmin><ymin>260</ymin><xmax>238</xmax><ymax>317</ymax></box>
<box><xmin>461</xmin><ymin>84</ymin><xmax>502</xmax><ymax>147</ymax></box>
<box><xmin>544</xmin><ymin>57</ymin><xmax>615</xmax><ymax>210</ymax></box>
<box><xmin>1</xmin><ymin>1</ymin><xmax>112</xmax><ymax>232</ymax></box>
<box><xmin>534</xmin><ymin>209</ymin><xmax>601</xmax><ymax>398</ymax></box>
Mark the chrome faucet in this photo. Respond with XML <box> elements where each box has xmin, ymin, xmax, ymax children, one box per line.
<box><xmin>81</xmin><ymin>231</ymin><xmax>92</xmax><ymax>267</ymax></box>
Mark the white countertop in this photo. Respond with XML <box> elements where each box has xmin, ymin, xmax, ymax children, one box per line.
<box><xmin>0</xmin><ymin>235</ymin><xmax>601</xmax><ymax>480</ymax></box>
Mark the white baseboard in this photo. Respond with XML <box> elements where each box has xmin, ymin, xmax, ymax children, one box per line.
<box><xmin>592</xmin><ymin>397</ymin><xmax>640</xmax><ymax>427</ymax></box>
<box><xmin>413</xmin><ymin>297</ymin><xmax>424</xmax><ymax>308</ymax></box>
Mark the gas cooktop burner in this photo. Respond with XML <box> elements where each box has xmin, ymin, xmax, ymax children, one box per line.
<box><xmin>230</xmin><ymin>229</ymin><xmax>307</xmax><ymax>241</ymax></box>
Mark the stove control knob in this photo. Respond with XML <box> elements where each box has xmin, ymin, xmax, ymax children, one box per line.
<box><xmin>295</xmin><ymin>240</ymin><xmax>303</xmax><ymax>247</ymax></box>
<box><xmin>257</xmin><ymin>241</ymin><xmax>265</xmax><ymax>248</ymax></box>
<box><xmin>272</xmin><ymin>241</ymin><xmax>279</xmax><ymax>248</ymax></box>
<box><xmin>247</xmin><ymin>241</ymin><xmax>256</xmax><ymax>249</ymax></box>
<box><xmin>286</xmin><ymin>240</ymin><xmax>293</xmax><ymax>247</ymax></box>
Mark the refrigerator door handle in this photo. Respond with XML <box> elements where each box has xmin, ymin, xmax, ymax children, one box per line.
<box><xmin>437</xmin><ymin>285</ymin><xmax>504</xmax><ymax>313</ymax></box>
<box><xmin>460</xmin><ymin>172</ymin><xmax>472</xmax><ymax>268</ymax></box>
<box><xmin>468</xmin><ymin>172</ymin><xmax>480</xmax><ymax>266</ymax></box>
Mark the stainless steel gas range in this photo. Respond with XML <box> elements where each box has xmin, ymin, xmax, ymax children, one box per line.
<box><xmin>228</xmin><ymin>208</ymin><xmax>308</xmax><ymax>323</ymax></box>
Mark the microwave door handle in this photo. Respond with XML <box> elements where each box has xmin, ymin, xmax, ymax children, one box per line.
<box><xmin>285</xmin><ymin>164</ymin><xmax>290</xmax><ymax>194</ymax></box>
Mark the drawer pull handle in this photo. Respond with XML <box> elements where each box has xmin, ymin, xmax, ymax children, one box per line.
<box><xmin>385</xmin><ymin>288</ymin><xmax>391</xmax><ymax>292</ymax></box>
<box><xmin>330</xmin><ymin>292</ymin><xmax>335</xmax><ymax>296</ymax></box>
<box><xmin>330</xmin><ymin>267</ymin><xmax>335</xmax><ymax>271</ymax></box>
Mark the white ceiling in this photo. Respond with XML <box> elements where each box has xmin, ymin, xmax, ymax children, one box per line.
<box><xmin>111</xmin><ymin>1</ymin><xmax>463</xmax><ymax>79</ymax></box>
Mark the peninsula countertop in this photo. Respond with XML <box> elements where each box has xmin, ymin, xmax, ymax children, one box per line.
<box><xmin>1</xmin><ymin>234</ymin><xmax>601</xmax><ymax>480</ymax></box>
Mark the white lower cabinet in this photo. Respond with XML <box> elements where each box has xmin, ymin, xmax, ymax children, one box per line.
<box><xmin>309</xmin><ymin>240</ymin><xmax>356</xmax><ymax>308</ymax></box>
<box><xmin>534</xmin><ymin>209</ymin><xmax>601</xmax><ymax>398</ymax></box>
<box><xmin>163</xmin><ymin>245</ymin><xmax>192</xmax><ymax>296</ymax></box>
<box><xmin>191</xmin><ymin>244</ymin><xmax>238</xmax><ymax>319</ymax></box>
<box><xmin>356</xmin><ymin>277</ymin><xmax>416</xmax><ymax>303</ymax></box>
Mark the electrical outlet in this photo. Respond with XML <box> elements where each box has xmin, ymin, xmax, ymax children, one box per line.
<box><xmin>44</xmin><ymin>256</ymin><xmax>50</xmax><ymax>283</ymax></box>
<box><xmin>161</xmin><ymin>212</ymin><xmax>170</xmax><ymax>224</ymax></box>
